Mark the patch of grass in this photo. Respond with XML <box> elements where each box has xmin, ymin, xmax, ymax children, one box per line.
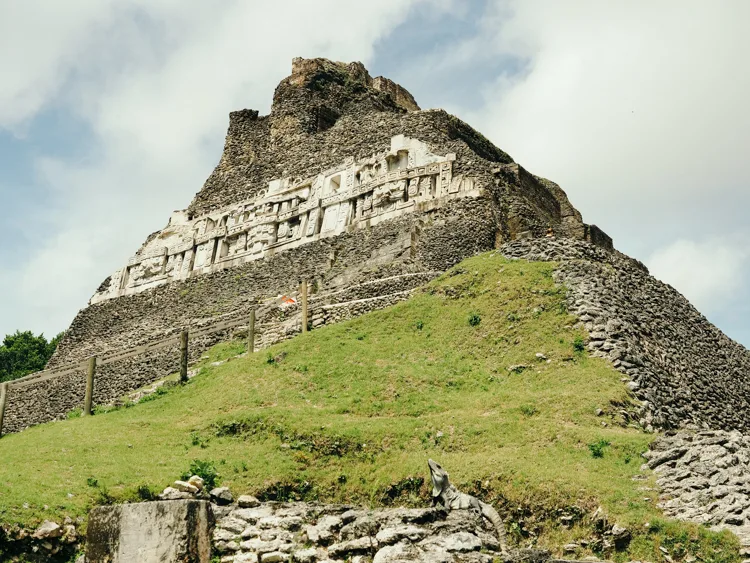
<box><xmin>588</xmin><ymin>439</ymin><xmax>611</xmax><ymax>458</ymax></box>
<box><xmin>0</xmin><ymin>253</ymin><xmax>739</xmax><ymax>562</ymax></box>
<box><xmin>468</xmin><ymin>312</ymin><xmax>482</xmax><ymax>327</ymax></box>
<box><xmin>138</xmin><ymin>385</ymin><xmax>170</xmax><ymax>404</ymax></box>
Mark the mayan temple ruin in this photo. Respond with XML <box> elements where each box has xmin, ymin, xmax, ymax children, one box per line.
<box><xmin>10</xmin><ymin>56</ymin><xmax>750</xmax><ymax>438</ymax></box>
<box><xmin>4</xmin><ymin>57</ymin><xmax>618</xmax><ymax>433</ymax></box>
<box><xmin>6</xmin><ymin>57</ymin><xmax>750</xmax><ymax>563</ymax></box>
<box><xmin>91</xmin><ymin>58</ymin><xmax>611</xmax><ymax>305</ymax></box>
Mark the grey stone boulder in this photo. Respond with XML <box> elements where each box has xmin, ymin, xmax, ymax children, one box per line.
<box><xmin>611</xmin><ymin>524</ymin><xmax>631</xmax><ymax>548</ymax></box>
<box><xmin>188</xmin><ymin>475</ymin><xmax>205</xmax><ymax>491</ymax></box>
<box><xmin>159</xmin><ymin>486</ymin><xmax>193</xmax><ymax>500</ymax></box>
<box><xmin>210</xmin><ymin>486</ymin><xmax>234</xmax><ymax>505</ymax></box>
<box><xmin>217</xmin><ymin>516</ymin><xmax>248</xmax><ymax>534</ymax></box>
<box><xmin>174</xmin><ymin>480</ymin><xmax>200</xmax><ymax>494</ymax></box>
<box><xmin>292</xmin><ymin>547</ymin><xmax>318</xmax><ymax>563</ymax></box>
<box><xmin>420</xmin><ymin>531</ymin><xmax>481</xmax><ymax>552</ymax></box>
<box><xmin>86</xmin><ymin>499</ymin><xmax>213</xmax><ymax>562</ymax></box>
<box><xmin>33</xmin><ymin>520</ymin><xmax>63</xmax><ymax>539</ymax></box>
<box><xmin>375</xmin><ymin>525</ymin><xmax>428</xmax><ymax>545</ymax></box>
<box><xmin>238</xmin><ymin>494</ymin><xmax>261</xmax><ymax>508</ymax></box>
<box><xmin>260</xmin><ymin>552</ymin><xmax>289</xmax><ymax>562</ymax></box>
<box><xmin>328</xmin><ymin>536</ymin><xmax>375</xmax><ymax>557</ymax></box>
<box><xmin>373</xmin><ymin>542</ymin><xmax>422</xmax><ymax>563</ymax></box>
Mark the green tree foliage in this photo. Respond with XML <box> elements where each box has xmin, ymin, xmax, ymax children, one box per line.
<box><xmin>0</xmin><ymin>331</ymin><xmax>63</xmax><ymax>383</ymax></box>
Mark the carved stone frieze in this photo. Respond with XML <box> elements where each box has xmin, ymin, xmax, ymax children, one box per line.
<box><xmin>91</xmin><ymin>135</ymin><xmax>477</xmax><ymax>304</ymax></box>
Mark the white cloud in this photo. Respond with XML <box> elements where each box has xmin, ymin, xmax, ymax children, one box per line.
<box><xmin>0</xmin><ymin>1</ymin><xmax>117</xmax><ymax>131</ymax></box>
<box><xmin>426</xmin><ymin>0</ymin><xmax>750</xmax><ymax>344</ymax></box>
<box><xmin>0</xmin><ymin>0</ymin><xmax>425</xmax><ymax>337</ymax></box>
<box><xmin>647</xmin><ymin>238</ymin><xmax>750</xmax><ymax>314</ymax></box>
<box><xmin>434</xmin><ymin>1</ymin><xmax>750</xmax><ymax>240</ymax></box>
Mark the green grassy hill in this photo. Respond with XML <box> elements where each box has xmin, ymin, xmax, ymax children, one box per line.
<box><xmin>0</xmin><ymin>253</ymin><xmax>739</xmax><ymax>562</ymax></box>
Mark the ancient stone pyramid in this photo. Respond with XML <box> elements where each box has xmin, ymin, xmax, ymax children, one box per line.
<box><xmin>10</xmin><ymin>58</ymin><xmax>750</xmax><ymax>451</ymax></box>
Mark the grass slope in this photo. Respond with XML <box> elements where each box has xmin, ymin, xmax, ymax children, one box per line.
<box><xmin>0</xmin><ymin>253</ymin><xmax>739</xmax><ymax>562</ymax></box>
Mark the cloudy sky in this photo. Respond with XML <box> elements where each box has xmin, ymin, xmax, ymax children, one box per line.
<box><xmin>1</xmin><ymin>0</ymin><xmax>748</xmax><ymax>347</ymax></box>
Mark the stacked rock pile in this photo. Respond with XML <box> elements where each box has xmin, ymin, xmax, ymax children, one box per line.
<box><xmin>210</xmin><ymin>499</ymin><xmax>504</xmax><ymax>563</ymax></box>
<box><xmin>0</xmin><ymin>517</ymin><xmax>80</xmax><ymax>562</ymax></box>
<box><xmin>500</xmin><ymin>238</ymin><xmax>750</xmax><ymax>433</ymax></box>
<box><xmin>647</xmin><ymin>430</ymin><xmax>750</xmax><ymax>551</ymax></box>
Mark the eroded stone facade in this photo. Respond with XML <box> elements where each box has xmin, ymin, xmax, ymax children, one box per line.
<box><xmin>92</xmin><ymin>136</ymin><xmax>473</xmax><ymax>304</ymax></box>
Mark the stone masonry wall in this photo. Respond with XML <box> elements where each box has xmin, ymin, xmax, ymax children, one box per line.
<box><xmin>4</xmin><ymin>266</ymin><xmax>443</xmax><ymax>435</ymax></box>
<box><xmin>500</xmin><ymin>238</ymin><xmax>750</xmax><ymax>432</ymax></box>
<box><xmin>3</xmin><ymin>330</ymin><xmax>230</xmax><ymax>434</ymax></box>
<box><xmin>644</xmin><ymin>429</ymin><xmax>750</xmax><ymax>550</ymax></box>
<box><xmin>53</xmin><ymin>196</ymin><xmax>495</xmax><ymax>368</ymax></box>
<box><xmin>211</xmin><ymin>501</ymin><xmax>504</xmax><ymax>563</ymax></box>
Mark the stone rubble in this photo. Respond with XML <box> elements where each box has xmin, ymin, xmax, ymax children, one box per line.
<box><xmin>210</xmin><ymin>502</ymin><xmax>505</xmax><ymax>563</ymax></box>
<box><xmin>500</xmin><ymin>238</ymin><xmax>750</xmax><ymax>432</ymax></box>
<box><xmin>32</xmin><ymin>520</ymin><xmax>63</xmax><ymax>540</ymax></box>
<box><xmin>211</xmin><ymin>487</ymin><xmax>235</xmax><ymax>506</ymax></box>
<box><xmin>0</xmin><ymin>517</ymin><xmax>80</xmax><ymax>561</ymax></box>
<box><xmin>647</xmin><ymin>430</ymin><xmax>750</xmax><ymax>551</ymax></box>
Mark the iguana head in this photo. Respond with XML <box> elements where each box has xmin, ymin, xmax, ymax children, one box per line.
<box><xmin>428</xmin><ymin>458</ymin><xmax>450</xmax><ymax>498</ymax></box>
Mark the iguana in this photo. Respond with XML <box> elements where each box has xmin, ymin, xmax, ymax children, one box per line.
<box><xmin>428</xmin><ymin>458</ymin><xmax>508</xmax><ymax>552</ymax></box>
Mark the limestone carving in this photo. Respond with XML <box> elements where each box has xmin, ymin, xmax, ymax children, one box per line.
<box><xmin>91</xmin><ymin>135</ymin><xmax>469</xmax><ymax>304</ymax></box>
<box><xmin>428</xmin><ymin>459</ymin><xmax>508</xmax><ymax>553</ymax></box>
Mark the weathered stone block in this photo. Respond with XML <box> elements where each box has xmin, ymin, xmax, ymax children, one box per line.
<box><xmin>86</xmin><ymin>500</ymin><xmax>213</xmax><ymax>562</ymax></box>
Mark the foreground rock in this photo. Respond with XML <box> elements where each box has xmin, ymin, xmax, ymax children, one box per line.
<box><xmin>211</xmin><ymin>502</ymin><xmax>507</xmax><ymax>563</ymax></box>
<box><xmin>86</xmin><ymin>500</ymin><xmax>213</xmax><ymax>562</ymax></box>
<box><xmin>649</xmin><ymin>430</ymin><xmax>750</xmax><ymax>550</ymax></box>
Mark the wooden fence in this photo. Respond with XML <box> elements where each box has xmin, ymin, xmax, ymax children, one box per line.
<box><xmin>0</xmin><ymin>281</ymin><xmax>313</xmax><ymax>438</ymax></box>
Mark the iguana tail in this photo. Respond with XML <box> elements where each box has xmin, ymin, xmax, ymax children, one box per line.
<box><xmin>480</xmin><ymin>501</ymin><xmax>508</xmax><ymax>552</ymax></box>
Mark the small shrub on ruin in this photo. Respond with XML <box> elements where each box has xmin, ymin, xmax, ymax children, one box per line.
<box><xmin>136</xmin><ymin>484</ymin><xmax>157</xmax><ymax>501</ymax></box>
<box><xmin>139</xmin><ymin>386</ymin><xmax>169</xmax><ymax>404</ymax></box>
<box><xmin>181</xmin><ymin>459</ymin><xmax>220</xmax><ymax>489</ymax></box>
<box><xmin>588</xmin><ymin>439</ymin><xmax>611</xmax><ymax>458</ymax></box>
<box><xmin>573</xmin><ymin>336</ymin><xmax>586</xmax><ymax>353</ymax></box>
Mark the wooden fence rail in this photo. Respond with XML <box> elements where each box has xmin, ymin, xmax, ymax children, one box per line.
<box><xmin>0</xmin><ymin>287</ymin><xmax>314</xmax><ymax>437</ymax></box>
<box><xmin>0</xmin><ymin>383</ymin><xmax>8</xmax><ymax>439</ymax></box>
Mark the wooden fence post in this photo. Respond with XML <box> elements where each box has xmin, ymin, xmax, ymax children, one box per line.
<box><xmin>180</xmin><ymin>330</ymin><xmax>189</xmax><ymax>384</ymax></box>
<box><xmin>0</xmin><ymin>382</ymin><xmax>8</xmax><ymax>438</ymax></box>
<box><xmin>300</xmin><ymin>280</ymin><xmax>308</xmax><ymax>333</ymax></box>
<box><xmin>248</xmin><ymin>309</ymin><xmax>256</xmax><ymax>353</ymax></box>
<box><xmin>84</xmin><ymin>356</ymin><xmax>96</xmax><ymax>416</ymax></box>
